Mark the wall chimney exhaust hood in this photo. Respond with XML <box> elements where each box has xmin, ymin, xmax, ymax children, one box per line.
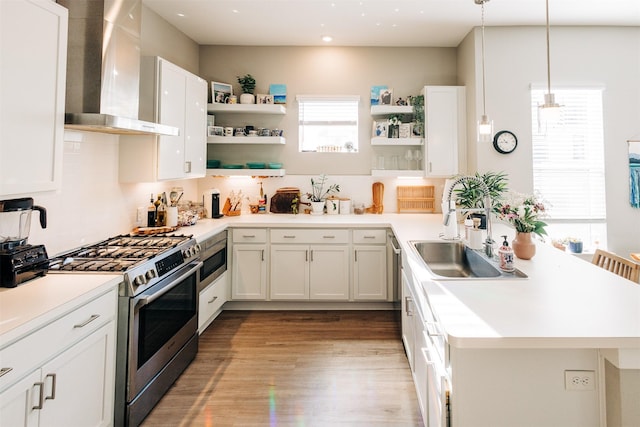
<box><xmin>58</xmin><ymin>0</ymin><xmax>178</xmax><ymax>136</ymax></box>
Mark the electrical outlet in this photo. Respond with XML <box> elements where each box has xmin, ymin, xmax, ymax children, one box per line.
<box><xmin>136</xmin><ymin>207</ymin><xmax>145</xmax><ymax>224</ymax></box>
<box><xmin>564</xmin><ymin>370</ymin><xmax>596</xmax><ymax>391</ymax></box>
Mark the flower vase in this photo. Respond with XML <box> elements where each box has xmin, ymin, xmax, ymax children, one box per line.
<box><xmin>240</xmin><ymin>93</ymin><xmax>255</xmax><ymax>104</ymax></box>
<box><xmin>512</xmin><ymin>232</ymin><xmax>536</xmax><ymax>260</ymax></box>
<box><xmin>310</xmin><ymin>201</ymin><xmax>325</xmax><ymax>215</ymax></box>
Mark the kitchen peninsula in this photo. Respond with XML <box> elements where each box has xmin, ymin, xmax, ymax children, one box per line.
<box><xmin>2</xmin><ymin>213</ymin><xmax>637</xmax><ymax>426</ymax></box>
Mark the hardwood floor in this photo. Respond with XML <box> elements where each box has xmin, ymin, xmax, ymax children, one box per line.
<box><xmin>141</xmin><ymin>310</ymin><xmax>424</xmax><ymax>427</ymax></box>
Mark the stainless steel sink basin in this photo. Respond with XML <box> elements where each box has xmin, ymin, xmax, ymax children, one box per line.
<box><xmin>409</xmin><ymin>240</ymin><xmax>527</xmax><ymax>280</ymax></box>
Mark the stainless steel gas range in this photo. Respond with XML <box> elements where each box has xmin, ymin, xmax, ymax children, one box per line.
<box><xmin>49</xmin><ymin>234</ymin><xmax>202</xmax><ymax>426</ymax></box>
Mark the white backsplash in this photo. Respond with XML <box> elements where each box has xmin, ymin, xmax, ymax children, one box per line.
<box><xmin>25</xmin><ymin>131</ymin><xmax>445</xmax><ymax>256</ymax></box>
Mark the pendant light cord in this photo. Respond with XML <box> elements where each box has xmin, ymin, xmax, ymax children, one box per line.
<box><xmin>546</xmin><ymin>0</ymin><xmax>552</xmax><ymax>96</ymax></box>
<box><xmin>481</xmin><ymin>1</ymin><xmax>487</xmax><ymax>116</ymax></box>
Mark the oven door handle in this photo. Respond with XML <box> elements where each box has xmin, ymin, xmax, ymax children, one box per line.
<box><xmin>135</xmin><ymin>261</ymin><xmax>203</xmax><ymax>309</ymax></box>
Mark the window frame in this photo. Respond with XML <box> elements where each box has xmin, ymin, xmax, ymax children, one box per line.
<box><xmin>296</xmin><ymin>95</ymin><xmax>360</xmax><ymax>153</ymax></box>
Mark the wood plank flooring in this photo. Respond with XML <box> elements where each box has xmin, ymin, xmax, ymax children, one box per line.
<box><xmin>141</xmin><ymin>310</ymin><xmax>424</xmax><ymax>427</ymax></box>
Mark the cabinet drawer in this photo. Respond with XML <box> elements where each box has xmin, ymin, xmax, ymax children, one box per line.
<box><xmin>353</xmin><ymin>229</ymin><xmax>387</xmax><ymax>244</ymax></box>
<box><xmin>0</xmin><ymin>288</ymin><xmax>116</xmax><ymax>391</ymax></box>
<box><xmin>271</xmin><ymin>229</ymin><xmax>349</xmax><ymax>244</ymax></box>
<box><xmin>199</xmin><ymin>273</ymin><xmax>228</xmax><ymax>332</ymax></box>
<box><xmin>232</xmin><ymin>228</ymin><xmax>267</xmax><ymax>243</ymax></box>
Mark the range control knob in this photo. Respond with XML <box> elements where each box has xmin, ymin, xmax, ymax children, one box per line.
<box><xmin>145</xmin><ymin>269</ymin><xmax>157</xmax><ymax>281</ymax></box>
<box><xmin>133</xmin><ymin>274</ymin><xmax>147</xmax><ymax>287</ymax></box>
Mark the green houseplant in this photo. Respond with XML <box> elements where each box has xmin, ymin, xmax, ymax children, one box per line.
<box><xmin>410</xmin><ymin>94</ymin><xmax>424</xmax><ymax>137</ymax></box>
<box><xmin>237</xmin><ymin>74</ymin><xmax>256</xmax><ymax>104</ymax></box>
<box><xmin>305</xmin><ymin>174</ymin><xmax>340</xmax><ymax>215</ymax></box>
<box><xmin>454</xmin><ymin>171</ymin><xmax>508</xmax><ymax>228</ymax></box>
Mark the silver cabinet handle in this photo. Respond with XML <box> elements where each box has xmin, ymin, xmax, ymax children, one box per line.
<box><xmin>322</xmin><ymin>235</ymin><xmax>335</xmax><ymax>239</ymax></box>
<box><xmin>405</xmin><ymin>296</ymin><xmax>413</xmax><ymax>316</ymax></box>
<box><xmin>426</xmin><ymin>322</ymin><xmax>441</xmax><ymax>336</ymax></box>
<box><xmin>33</xmin><ymin>382</ymin><xmax>45</xmax><ymax>410</ymax></box>
<box><xmin>0</xmin><ymin>367</ymin><xmax>13</xmax><ymax>378</ymax></box>
<box><xmin>354</xmin><ymin>250</ymin><xmax>358</xmax><ymax>262</ymax></box>
<box><xmin>184</xmin><ymin>161</ymin><xmax>192</xmax><ymax>173</ymax></box>
<box><xmin>243</xmin><ymin>235</ymin><xmax>256</xmax><ymax>238</ymax></box>
<box><xmin>310</xmin><ymin>250</ymin><xmax>314</xmax><ymax>262</ymax></box>
<box><xmin>207</xmin><ymin>296</ymin><xmax>218</xmax><ymax>304</ymax></box>
<box><xmin>283</xmin><ymin>235</ymin><xmax>296</xmax><ymax>239</ymax></box>
<box><xmin>363</xmin><ymin>235</ymin><xmax>376</xmax><ymax>239</ymax></box>
<box><xmin>74</xmin><ymin>314</ymin><xmax>99</xmax><ymax>328</ymax></box>
<box><xmin>305</xmin><ymin>250</ymin><xmax>308</xmax><ymax>262</ymax></box>
<box><xmin>45</xmin><ymin>373</ymin><xmax>56</xmax><ymax>400</ymax></box>
<box><xmin>261</xmin><ymin>249</ymin><xmax>264</xmax><ymax>261</ymax></box>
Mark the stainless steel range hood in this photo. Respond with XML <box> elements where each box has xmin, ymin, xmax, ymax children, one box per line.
<box><xmin>58</xmin><ymin>0</ymin><xmax>178</xmax><ymax>136</ymax></box>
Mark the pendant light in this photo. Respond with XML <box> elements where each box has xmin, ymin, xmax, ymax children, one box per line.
<box><xmin>539</xmin><ymin>0</ymin><xmax>561</xmax><ymax>123</ymax></box>
<box><xmin>475</xmin><ymin>0</ymin><xmax>493</xmax><ymax>143</ymax></box>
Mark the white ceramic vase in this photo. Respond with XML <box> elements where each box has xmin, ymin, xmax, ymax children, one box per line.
<box><xmin>239</xmin><ymin>93</ymin><xmax>255</xmax><ymax>104</ymax></box>
<box><xmin>325</xmin><ymin>198</ymin><xmax>339</xmax><ymax>215</ymax></box>
<box><xmin>310</xmin><ymin>201</ymin><xmax>325</xmax><ymax>215</ymax></box>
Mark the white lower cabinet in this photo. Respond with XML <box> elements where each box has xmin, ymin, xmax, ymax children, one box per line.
<box><xmin>353</xmin><ymin>245</ymin><xmax>387</xmax><ymax>300</ymax></box>
<box><xmin>0</xmin><ymin>288</ymin><xmax>117</xmax><ymax>427</ymax></box>
<box><xmin>401</xmin><ymin>270</ymin><xmax>416</xmax><ymax>371</ymax></box>
<box><xmin>199</xmin><ymin>272</ymin><xmax>229</xmax><ymax>333</ymax></box>
<box><xmin>231</xmin><ymin>244</ymin><xmax>267</xmax><ymax>299</ymax></box>
<box><xmin>270</xmin><ymin>244</ymin><xmax>350</xmax><ymax>300</ymax></box>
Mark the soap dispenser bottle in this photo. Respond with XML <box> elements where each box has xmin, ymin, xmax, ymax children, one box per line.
<box><xmin>498</xmin><ymin>235</ymin><xmax>515</xmax><ymax>272</ymax></box>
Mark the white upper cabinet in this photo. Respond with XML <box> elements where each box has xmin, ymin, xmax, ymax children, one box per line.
<box><xmin>423</xmin><ymin>86</ymin><xmax>466</xmax><ymax>177</ymax></box>
<box><xmin>0</xmin><ymin>0</ymin><xmax>67</xmax><ymax>196</ymax></box>
<box><xmin>119</xmin><ymin>57</ymin><xmax>207</xmax><ymax>182</ymax></box>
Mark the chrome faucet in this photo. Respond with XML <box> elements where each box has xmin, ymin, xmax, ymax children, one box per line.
<box><xmin>443</xmin><ymin>175</ymin><xmax>495</xmax><ymax>258</ymax></box>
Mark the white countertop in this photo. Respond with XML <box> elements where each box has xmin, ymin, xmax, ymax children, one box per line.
<box><xmin>2</xmin><ymin>212</ymin><xmax>638</xmax><ymax>352</ymax></box>
<box><xmin>183</xmin><ymin>213</ymin><xmax>640</xmax><ymax>350</ymax></box>
<box><xmin>0</xmin><ymin>273</ymin><xmax>121</xmax><ymax>347</ymax></box>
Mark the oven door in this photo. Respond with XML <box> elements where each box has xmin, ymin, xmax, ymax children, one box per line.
<box><xmin>127</xmin><ymin>260</ymin><xmax>202</xmax><ymax>401</ymax></box>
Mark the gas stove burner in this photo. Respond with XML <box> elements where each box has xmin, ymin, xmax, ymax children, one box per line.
<box><xmin>47</xmin><ymin>232</ymin><xmax>200</xmax><ymax>295</ymax></box>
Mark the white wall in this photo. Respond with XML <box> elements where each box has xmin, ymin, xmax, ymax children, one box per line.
<box><xmin>460</xmin><ymin>26</ymin><xmax>640</xmax><ymax>256</ymax></box>
<box><xmin>199</xmin><ymin>45</ymin><xmax>457</xmax><ymax>176</ymax></box>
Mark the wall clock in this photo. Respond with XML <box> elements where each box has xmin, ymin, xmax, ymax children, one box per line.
<box><xmin>493</xmin><ymin>130</ymin><xmax>518</xmax><ymax>154</ymax></box>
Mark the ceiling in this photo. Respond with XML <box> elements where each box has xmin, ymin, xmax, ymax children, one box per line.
<box><xmin>143</xmin><ymin>0</ymin><xmax>640</xmax><ymax>48</ymax></box>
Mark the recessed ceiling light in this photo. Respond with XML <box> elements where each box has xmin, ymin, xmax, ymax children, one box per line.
<box><xmin>361</xmin><ymin>12</ymin><xmax>365</xmax><ymax>17</ymax></box>
<box><xmin>322</xmin><ymin>35</ymin><xmax>333</xmax><ymax>42</ymax></box>
<box><xmin>394</xmin><ymin>8</ymin><xmax>400</xmax><ymax>12</ymax></box>
<box><xmin>232</xmin><ymin>9</ymin><xmax>239</xmax><ymax>13</ymax></box>
<box><xmin>177</xmin><ymin>13</ymin><xmax>185</xmax><ymax>17</ymax></box>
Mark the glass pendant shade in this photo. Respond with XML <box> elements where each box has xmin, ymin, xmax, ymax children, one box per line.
<box><xmin>477</xmin><ymin>114</ymin><xmax>493</xmax><ymax>143</ymax></box>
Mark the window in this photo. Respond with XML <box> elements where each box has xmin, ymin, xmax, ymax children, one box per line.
<box><xmin>530</xmin><ymin>87</ymin><xmax>607</xmax><ymax>249</ymax></box>
<box><xmin>297</xmin><ymin>95</ymin><xmax>359</xmax><ymax>152</ymax></box>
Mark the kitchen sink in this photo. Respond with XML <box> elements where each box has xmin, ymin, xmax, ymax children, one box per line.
<box><xmin>409</xmin><ymin>240</ymin><xmax>527</xmax><ymax>280</ymax></box>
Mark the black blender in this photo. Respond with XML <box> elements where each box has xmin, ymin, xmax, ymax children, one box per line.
<box><xmin>0</xmin><ymin>198</ymin><xmax>49</xmax><ymax>287</ymax></box>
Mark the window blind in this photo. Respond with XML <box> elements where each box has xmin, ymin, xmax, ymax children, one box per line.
<box><xmin>297</xmin><ymin>95</ymin><xmax>359</xmax><ymax>152</ymax></box>
<box><xmin>530</xmin><ymin>88</ymin><xmax>606</xmax><ymax>221</ymax></box>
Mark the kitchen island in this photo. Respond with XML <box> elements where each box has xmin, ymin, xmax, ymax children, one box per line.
<box><xmin>1</xmin><ymin>213</ymin><xmax>637</xmax><ymax>426</ymax></box>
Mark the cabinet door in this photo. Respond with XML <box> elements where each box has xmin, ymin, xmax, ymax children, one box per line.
<box><xmin>183</xmin><ymin>74</ymin><xmax>207</xmax><ymax>178</ymax></box>
<box><xmin>38</xmin><ymin>322</ymin><xmax>115</xmax><ymax>427</ymax></box>
<box><xmin>156</xmin><ymin>59</ymin><xmax>187</xmax><ymax>180</ymax></box>
<box><xmin>0</xmin><ymin>369</ymin><xmax>41</xmax><ymax>427</ymax></box>
<box><xmin>231</xmin><ymin>244</ymin><xmax>267</xmax><ymax>300</ymax></box>
<box><xmin>0</xmin><ymin>0</ymin><xmax>67</xmax><ymax>196</ymax></box>
<box><xmin>270</xmin><ymin>245</ymin><xmax>309</xmax><ymax>300</ymax></box>
<box><xmin>424</xmin><ymin>86</ymin><xmax>465</xmax><ymax>177</ymax></box>
<box><xmin>309</xmin><ymin>245</ymin><xmax>349</xmax><ymax>300</ymax></box>
<box><xmin>353</xmin><ymin>245</ymin><xmax>387</xmax><ymax>300</ymax></box>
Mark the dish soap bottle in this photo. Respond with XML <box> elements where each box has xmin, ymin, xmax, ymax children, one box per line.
<box><xmin>498</xmin><ymin>235</ymin><xmax>515</xmax><ymax>272</ymax></box>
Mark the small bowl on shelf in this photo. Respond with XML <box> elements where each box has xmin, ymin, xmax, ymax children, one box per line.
<box><xmin>206</xmin><ymin>159</ymin><xmax>221</xmax><ymax>169</ymax></box>
<box><xmin>246</xmin><ymin>162</ymin><xmax>266</xmax><ymax>169</ymax></box>
<box><xmin>268</xmin><ymin>162</ymin><xmax>283</xmax><ymax>169</ymax></box>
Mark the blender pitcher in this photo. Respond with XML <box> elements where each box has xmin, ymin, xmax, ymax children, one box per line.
<box><xmin>0</xmin><ymin>198</ymin><xmax>47</xmax><ymax>249</ymax></box>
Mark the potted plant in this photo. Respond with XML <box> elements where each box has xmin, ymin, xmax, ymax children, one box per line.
<box><xmin>305</xmin><ymin>174</ymin><xmax>340</xmax><ymax>215</ymax></box>
<box><xmin>410</xmin><ymin>94</ymin><xmax>424</xmax><ymax>137</ymax></box>
<box><xmin>496</xmin><ymin>192</ymin><xmax>548</xmax><ymax>259</ymax></box>
<box><xmin>454</xmin><ymin>171</ymin><xmax>508</xmax><ymax>229</ymax></box>
<box><xmin>237</xmin><ymin>74</ymin><xmax>256</xmax><ymax>104</ymax></box>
